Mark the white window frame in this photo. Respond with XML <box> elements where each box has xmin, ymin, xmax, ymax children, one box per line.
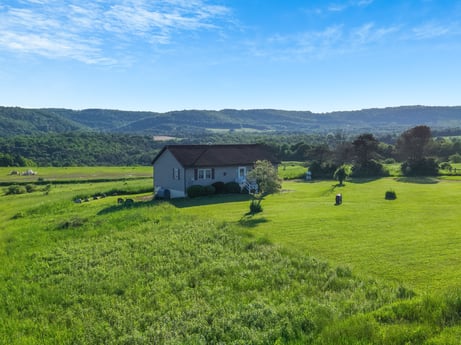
<box><xmin>198</xmin><ymin>168</ymin><xmax>212</xmax><ymax>180</ymax></box>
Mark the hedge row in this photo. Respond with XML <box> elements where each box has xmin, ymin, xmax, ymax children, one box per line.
<box><xmin>187</xmin><ymin>181</ymin><xmax>241</xmax><ymax>198</ymax></box>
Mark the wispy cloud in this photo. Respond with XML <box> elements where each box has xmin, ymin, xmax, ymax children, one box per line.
<box><xmin>260</xmin><ymin>22</ymin><xmax>400</xmax><ymax>61</ymax></box>
<box><xmin>255</xmin><ymin>7</ymin><xmax>459</xmax><ymax>61</ymax></box>
<box><xmin>0</xmin><ymin>0</ymin><xmax>231</xmax><ymax>64</ymax></box>
<box><xmin>411</xmin><ymin>22</ymin><xmax>455</xmax><ymax>40</ymax></box>
<box><xmin>328</xmin><ymin>0</ymin><xmax>374</xmax><ymax>12</ymax></box>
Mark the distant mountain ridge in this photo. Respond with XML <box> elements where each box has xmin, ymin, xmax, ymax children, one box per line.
<box><xmin>1</xmin><ymin>105</ymin><xmax>460</xmax><ymax>137</ymax></box>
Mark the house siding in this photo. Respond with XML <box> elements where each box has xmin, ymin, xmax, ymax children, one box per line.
<box><xmin>153</xmin><ymin>150</ymin><xmax>185</xmax><ymax>197</ymax></box>
<box><xmin>185</xmin><ymin>165</ymin><xmax>253</xmax><ymax>189</ymax></box>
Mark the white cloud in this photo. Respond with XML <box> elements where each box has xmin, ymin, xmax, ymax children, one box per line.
<box><xmin>356</xmin><ymin>0</ymin><xmax>374</xmax><ymax>6</ymax></box>
<box><xmin>261</xmin><ymin>22</ymin><xmax>401</xmax><ymax>61</ymax></box>
<box><xmin>350</xmin><ymin>22</ymin><xmax>399</xmax><ymax>46</ymax></box>
<box><xmin>411</xmin><ymin>22</ymin><xmax>453</xmax><ymax>39</ymax></box>
<box><xmin>0</xmin><ymin>0</ymin><xmax>231</xmax><ymax>64</ymax></box>
<box><xmin>327</xmin><ymin>0</ymin><xmax>374</xmax><ymax>12</ymax></box>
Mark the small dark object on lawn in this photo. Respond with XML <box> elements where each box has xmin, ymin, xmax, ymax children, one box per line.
<box><xmin>385</xmin><ymin>190</ymin><xmax>397</xmax><ymax>200</ymax></box>
<box><xmin>335</xmin><ymin>193</ymin><xmax>342</xmax><ymax>205</ymax></box>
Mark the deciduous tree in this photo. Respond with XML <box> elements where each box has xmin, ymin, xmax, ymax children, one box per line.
<box><xmin>247</xmin><ymin>160</ymin><xmax>282</xmax><ymax>196</ymax></box>
<box><xmin>396</xmin><ymin>125</ymin><xmax>432</xmax><ymax>161</ymax></box>
<box><xmin>352</xmin><ymin>133</ymin><xmax>379</xmax><ymax>165</ymax></box>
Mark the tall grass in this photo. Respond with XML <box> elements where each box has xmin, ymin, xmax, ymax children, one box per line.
<box><xmin>0</xmin><ymin>197</ymin><xmax>404</xmax><ymax>344</ymax></box>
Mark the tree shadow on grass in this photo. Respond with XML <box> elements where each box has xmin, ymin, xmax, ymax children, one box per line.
<box><xmin>171</xmin><ymin>193</ymin><xmax>252</xmax><ymax>208</ymax></box>
<box><xmin>293</xmin><ymin>179</ymin><xmax>332</xmax><ymax>184</ymax></box>
<box><xmin>395</xmin><ymin>177</ymin><xmax>439</xmax><ymax>184</ymax></box>
<box><xmin>238</xmin><ymin>215</ymin><xmax>270</xmax><ymax>228</ymax></box>
<box><xmin>321</xmin><ymin>183</ymin><xmax>346</xmax><ymax>197</ymax></box>
<box><xmin>97</xmin><ymin>194</ymin><xmax>252</xmax><ymax>215</ymax></box>
<box><xmin>348</xmin><ymin>177</ymin><xmax>383</xmax><ymax>184</ymax></box>
<box><xmin>97</xmin><ymin>199</ymin><xmax>159</xmax><ymax>215</ymax></box>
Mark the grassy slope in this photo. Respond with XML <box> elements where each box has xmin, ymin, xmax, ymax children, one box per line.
<box><xmin>177</xmin><ymin>177</ymin><xmax>461</xmax><ymax>293</ymax></box>
<box><xmin>2</xmin><ymin>168</ymin><xmax>461</xmax><ymax>343</ymax></box>
<box><xmin>0</xmin><ymin>177</ymin><xmax>404</xmax><ymax>344</ymax></box>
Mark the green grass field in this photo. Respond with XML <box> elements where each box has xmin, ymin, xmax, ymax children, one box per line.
<box><xmin>0</xmin><ymin>166</ymin><xmax>152</xmax><ymax>183</ymax></box>
<box><xmin>2</xmin><ymin>166</ymin><xmax>461</xmax><ymax>343</ymax></box>
<box><xmin>177</xmin><ymin>177</ymin><xmax>461</xmax><ymax>293</ymax></box>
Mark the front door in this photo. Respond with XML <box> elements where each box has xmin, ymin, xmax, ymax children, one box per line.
<box><xmin>238</xmin><ymin>166</ymin><xmax>247</xmax><ymax>181</ymax></box>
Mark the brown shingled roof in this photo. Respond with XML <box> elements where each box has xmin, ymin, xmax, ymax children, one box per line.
<box><xmin>152</xmin><ymin>144</ymin><xmax>279</xmax><ymax>167</ymax></box>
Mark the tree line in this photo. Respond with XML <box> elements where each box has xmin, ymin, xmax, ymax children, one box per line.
<box><xmin>261</xmin><ymin>125</ymin><xmax>461</xmax><ymax>177</ymax></box>
<box><xmin>0</xmin><ymin>126</ymin><xmax>460</xmax><ymax>172</ymax></box>
<box><xmin>0</xmin><ymin>132</ymin><xmax>163</xmax><ymax>167</ymax></box>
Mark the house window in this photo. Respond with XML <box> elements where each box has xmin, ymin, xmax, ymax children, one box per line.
<box><xmin>173</xmin><ymin>168</ymin><xmax>180</xmax><ymax>180</ymax></box>
<box><xmin>198</xmin><ymin>168</ymin><xmax>211</xmax><ymax>180</ymax></box>
<box><xmin>195</xmin><ymin>168</ymin><xmax>215</xmax><ymax>180</ymax></box>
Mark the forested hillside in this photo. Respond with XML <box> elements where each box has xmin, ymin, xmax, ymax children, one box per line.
<box><xmin>0</xmin><ymin>133</ymin><xmax>162</xmax><ymax>166</ymax></box>
<box><xmin>2</xmin><ymin>105</ymin><xmax>461</xmax><ymax>137</ymax></box>
<box><xmin>0</xmin><ymin>107</ymin><xmax>85</xmax><ymax>135</ymax></box>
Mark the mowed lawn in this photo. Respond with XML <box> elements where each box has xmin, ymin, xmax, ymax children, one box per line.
<box><xmin>177</xmin><ymin>177</ymin><xmax>461</xmax><ymax>293</ymax></box>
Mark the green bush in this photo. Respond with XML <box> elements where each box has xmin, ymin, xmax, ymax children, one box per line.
<box><xmin>25</xmin><ymin>184</ymin><xmax>37</xmax><ymax>193</ymax></box>
<box><xmin>449</xmin><ymin>153</ymin><xmax>461</xmax><ymax>163</ymax></box>
<box><xmin>440</xmin><ymin>162</ymin><xmax>453</xmax><ymax>172</ymax></box>
<box><xmin>187</xmin><ymin>185</ymin><xmax>215</xmax><ymax>197</ymax></box>
<box><xmin>5</xmin><ymin>184</ymin><xmax>27</xmax><ymax>195</ymax></box>
<box><xmin>308</xmin><ymin>160</ymin><xmax>338</xmax><ymax>179</ymax></box>
<box><xmin>401</xmin><ymin>158</ymin><xmax>439</xmax><ymax>176</ymax></box>
<box><xmin>187</xmin><ymin>185</ymin><xmax>206</xmax><ymax>198</ymax></box>
<box><xmin>203</xmin><ymin>185</ymin><xmax>216</xmax><ymax>195</ymax></box>
<box><xmin>351</xmin><ymin>160</ymin><xmax>388</xmax><ymax>178</ymax></box>
<box><xmin>385</xmin><ymin>190</ymin><xmax>397</xmax><ymax>200</ymax></box>
<box><xmin>249</xmin><ymin>199</ymin><xmax>263</xmax><ymax>214</ymax></box>
<box><xmin>225</xmin><ymin>181</ymin><xmax>241</xmax><ymax>194</ymax></box>
<box><xmin>57</xmin><ymin>216</ymin><xmax>87</xmax><ymax>230</ymax></box>
<box><xmin>212</xmin><ymin>181</ymin><xmax>225</xmax><ymax>194</ymax></box>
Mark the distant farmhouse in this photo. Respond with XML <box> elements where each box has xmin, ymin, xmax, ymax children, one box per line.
<box><xmin>152</xmin><ymin>144</ymin><xmax>279</xmax><ymax>198</ymax></box>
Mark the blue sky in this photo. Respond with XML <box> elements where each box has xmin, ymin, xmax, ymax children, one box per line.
<box><xmin>1</xmin><ymin>0</ymin><xmax>460</xmax><ymax>112</ymax></box>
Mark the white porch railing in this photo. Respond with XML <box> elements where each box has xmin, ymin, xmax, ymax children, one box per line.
<box><xmin>236</xmin><ymin>177</ymin><xmax>258</xmax><ymax>194</ymax></box>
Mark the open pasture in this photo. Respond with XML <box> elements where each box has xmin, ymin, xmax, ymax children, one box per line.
<box><xmin>2</xmin><ymin>167</ymin><xmax>461</xmax><ymax>343</ymax></box>
<box><xmin>0</xmin><ymin>170</ymin><xmax>408</xmax><ymax>344</ymax></box>
<box><xmin>0</xmin><ymin>166</ymin><xmax>152</xmax><ymax>183</ymax></box>
<box><xmin>177</xmin><ymin>177</ymin><xmax>461</xmax><ymax>293</ymax></box>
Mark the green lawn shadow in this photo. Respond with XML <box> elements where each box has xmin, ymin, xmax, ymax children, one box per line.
<box><xmin>395</xmin><ymin>177</ymin><xmax>439</xmax><ymax>184</ymax></box>
<box><xmin>348</xmin><ymin>177</ymin><xmax>383</xmax><ymax>184</ymax></box>
<box><xmin>171</xmin><ymin>193</ymin><xmax>252</xmax><ymax>208</ymax></box>
<box><xmin>238</xmin><ymin>215</ymin><xmax>270</xmax><ymax>228</ymax></box>
<box><xmin>294</xmin><ymin>177</ymin><xmax>383</xmax><ymax>185</ymax></box>
<box><xmin>97</xmin><ymin>199</ymin><xmax>158</xmax><ymax>215</ymax></box>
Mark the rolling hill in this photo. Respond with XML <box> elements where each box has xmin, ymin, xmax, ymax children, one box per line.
<box><xmin>1</xmin><ymin>105</ymin><xmax>461</xmax><ymax>137</ymax></box>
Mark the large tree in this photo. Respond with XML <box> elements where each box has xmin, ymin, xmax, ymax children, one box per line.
<box><xmin>350</xmin><ymin>133</ymin><xmax>386</xmax><ymax>177</ymax></box>
<box><xmin>396</xmin><ymin>126</ymin><xmax>438</xmax><ymax>176</ymax></box>
<box><xmin>352</xmin><ymin>133</ymin><xmax>379</xmax><ymax>165</ymax></box>
<box><xmin>396</xmin><ymin>125</ymin><xmax>432</xmax><ymax>161</ymax></box>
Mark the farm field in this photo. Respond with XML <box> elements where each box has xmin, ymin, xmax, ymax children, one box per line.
<box><xmin>2</xmin><ymin>167</ymin><xmax>461</xmax><ymax>343</ymax></box>
<box><xmin>0</xmin><ymin>166</ymin><xmax>152</xmax><ymax>183</ymax></box>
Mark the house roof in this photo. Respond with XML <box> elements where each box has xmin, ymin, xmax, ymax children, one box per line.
<box><xmin>152</xmin><ymin>144</ymin><xmax>280</xmax><ymax>168</ymax></box>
